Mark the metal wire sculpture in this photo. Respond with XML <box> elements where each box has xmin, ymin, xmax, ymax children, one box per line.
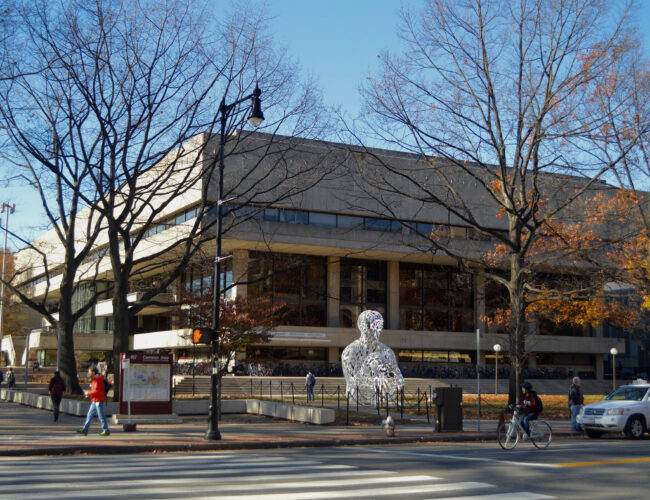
<box><xmin>341</xmin><ymin>310</ymin><xmax>404</xmax><ymax>404</ymax></box>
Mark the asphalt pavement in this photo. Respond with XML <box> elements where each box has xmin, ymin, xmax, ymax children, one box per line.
<box><xmin>0</xmin><ymin>395</ymin><xmax>578</xmax><ymax>456</ymax></box>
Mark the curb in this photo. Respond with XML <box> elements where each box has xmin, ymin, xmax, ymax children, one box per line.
<box><xmin>0</xmin><ymin>431</ymin><xmax>581</xmax><ymax>457</ymax></box>
<box><xmin>0</xmin><ymin>434</ymin><xmax>491</xmax><ymax>457</ymax></box>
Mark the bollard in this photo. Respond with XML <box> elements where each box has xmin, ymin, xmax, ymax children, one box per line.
<box><xmin>356</xmin><ymin>386</ymin><xmax>359</xmax><ymax>413</ymax></box>
<box><xmin>346</xmin><ymin>391</ymin><xmax>350</xmax><ymax>426</ymax></box>
<box><xmin>291</xmin><ymin>382</ymin><xmax>295</xmax><ymax>404</ymax></box>
<box><xmin>382</xmin><ymin>415</ymin><xmax>395</xmax><ymax>437</ymax></box>
<box><xmin>337</xmin><ymin>385</ymin><xmax>340</xmax><ymax>409</ymax></box>
<box><xmin>280</xmin><ymin>381</ymin><xmax>284</xmax><ymax>402</ymax></box>
<box><xmin>269</xmin><ymin>380</ymin><xmax>272</xmax><ymax>401</ymax></box>
<box><xmin>321</xmin><ymin>384</ymin><xmax>324</xmax><ymax>407</ymax></box>
<box><xmin>425</xmin><ymin>392</ymin><xmax>430</xmax><ymax>424</ymax></box>
<box><xmin>417</xmin><ymin>388</ymin><xmax>421</xmax><ymax>415</ymax></box>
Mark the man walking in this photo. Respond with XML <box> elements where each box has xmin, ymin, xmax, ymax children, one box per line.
<box><xmin>568</xmin><ymin>376</ymin><xmax>584</xmax><ymax>432</ymax></box>
<box><xmin>305</xmin><ymin>369</ymin><xmax>316</xmax><ymax>403</ymax></box>
<box><xmin>77</xmin><ymin>366</ymin><xmax>110</xmax><ymax>436</ymax></box>
<box><xmin>48</xmin><ymin>370</ymin><xmax>66</xmax><ymax>422</ymax></box>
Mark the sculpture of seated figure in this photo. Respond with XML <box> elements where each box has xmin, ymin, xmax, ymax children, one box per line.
<box><xmin>341</xmin><ymin>310</ymin><xmax>404</xmax><ymax>404</ymax></box>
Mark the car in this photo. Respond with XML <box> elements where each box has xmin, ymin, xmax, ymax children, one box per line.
<box><xmin>577</xmin><ymin>380</ymin><xmax>650</xmax><ymax>439</ymax></box>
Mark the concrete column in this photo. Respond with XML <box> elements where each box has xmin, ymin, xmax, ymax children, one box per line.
<box><xmin>595</xmin><ymin>353</ymin><xmax>604</xmax><ymax>380</ymax></box>
<box><xmin>328</xmin><ymin>346</ymin><xmax>339</xmax><ymax>364</ymax></box>
<box><xmin>387</xmin><ymin>261</ymin><xmax>400</xmax><ymax>330</ymax></box>
<box><xmin>474</xmin><ymin>275</ymin><xmax>486</xmax><ymax>333</ymax></box>
<box><xmin>231</xmin><ymin>249</ymin><xmax>248</xmax><ymax>299</ymax></box>
<box><xmin>327</xmin><ymin>257</ymin><xmax>340</xmax><ymax>327</ymax></box>
<box><xmin>527</xmin><ymin>354</ymin><xmax>537</xmax><ymax>369</ymax></box>
<box><xmin>596</xmin><ymin>322</ymin><xmax>604</xmax><ymax>338</ymax></box>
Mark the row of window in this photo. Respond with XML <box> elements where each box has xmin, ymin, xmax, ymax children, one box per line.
<box><xmin>229</xmin><ymin>204</ymin><xmax>499</xmax><ymax>241</ymax></box>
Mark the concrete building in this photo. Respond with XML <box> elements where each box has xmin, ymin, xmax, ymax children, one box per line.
<box><xmin>2</xmin><ymin>132</ymin><xmax>629</xmax><ymax>379</ymax></box>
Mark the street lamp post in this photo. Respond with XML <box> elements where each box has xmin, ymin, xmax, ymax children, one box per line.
<box><xmin>0</xmin><ymin>202</ymin><xmax>15</xmax><ymax>366</ymax></box>
<box><xmin>205</xmin><ymin>86</ymin><xmax>264</xmax><ymax>441</ymax></box>
<box><xmin>493</xmin><ymin>344</ymin><xmax>502</xmax><ymax>395</ymax></box>
<box><xmin>610</xmin><ymin>347</ymin><xmax>618</xmax><ymax>392</ymax></box>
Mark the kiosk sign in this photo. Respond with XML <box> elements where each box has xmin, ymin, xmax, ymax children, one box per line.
<box><xmin>119</xmin><ymin>353</ymin><xmax>173</xmax><ymax>415</ymax></box>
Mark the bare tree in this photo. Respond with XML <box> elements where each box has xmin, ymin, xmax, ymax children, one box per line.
<box><xmin>353</xmin><ymin>0</ymin><xmax>649</xmax><ymax>400</ymax></box>
<box><xmin>0</xmin><ymin>0</ymin><xmax>331</xmax><ymax>397</ymax></box>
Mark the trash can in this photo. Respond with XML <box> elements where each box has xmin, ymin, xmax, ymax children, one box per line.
<box><xmin>433</xmin><ymin>387</ymin><xmax>463</xmax><ymax>431</ymax></box>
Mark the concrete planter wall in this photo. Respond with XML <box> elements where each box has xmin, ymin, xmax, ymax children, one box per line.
<box><xmin>1</xmin><ymin>389</ymin><xmax>334</xmax><ymax>425</ymax></box>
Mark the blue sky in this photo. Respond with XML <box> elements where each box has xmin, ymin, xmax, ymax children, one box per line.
<box><xmin>1</xmin><ymin>0</ymin><xmax>649</xmax><ymax>247</ymax></box>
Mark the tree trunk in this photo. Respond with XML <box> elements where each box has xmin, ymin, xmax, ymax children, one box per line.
<box><xmin>57</xmin><ymin>271</ymin><xmax>82</xmax><ymax>394</ymax></box>
<box><xmin>111</xmin><ymin>276</ymin><xmax>131</xmax><ymax>401</ymax></box>
<box><xmin>508</xmin><ymin>255</ymin><xmax>526</xmax><ymax>405</ymax></box>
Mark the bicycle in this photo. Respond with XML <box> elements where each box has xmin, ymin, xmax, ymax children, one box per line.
<box><xmin>497</xmin><ymin>405</ymin><xmax>552</xmax><ymax>450</ymax></box>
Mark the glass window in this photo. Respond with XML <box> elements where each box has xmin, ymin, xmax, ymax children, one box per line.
<box><xmin>339</xmin><ymin>259</ymin><xmax>387</xmax><ymax>327</ymax></box>
<box><xmin>280</xmin><ymin>209</ymin><xmax>309</xmax><ymax>224</ymax></box>
<box><xmin>364</xmin><ymin>218</ymin><xmax>392</xmax><ymax>232</ymax></box>
<box><xmin>337</xmin><ymin>215</ymin><xmax>363</xmax><ymax>229</ymax></box>
<box><xmin>399</xmin><ymin>263</ymin><xmax>473</xmax><ymax>332</ymax></box>
<box><xmin>309</xmin><ymin>212</ymin><xmax>337</xmax><ymax>227</ymax></box>
<box><xmin>247</xmin><ymin>251</ymin><xmax>327</xmax><ymax>327</ymax></box>
<box><xmin>263</xmin><ymin>208</ymin><xmax>280</xmax><ymax>222</ymax></box>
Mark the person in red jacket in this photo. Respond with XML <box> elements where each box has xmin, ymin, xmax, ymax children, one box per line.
<box><xmin>520</xmin><ymin>381</ymin><xmax>540</xmax><ymax>438</ymax></box>
<box><xmin>76</xmin><ymin>366</ymin><xmax>110</xmax><ymax>436</ymax></box>
<box><xmin>48</xmin><ymin>370</ymin><xmax>66</xmax><ymax>422</ymax></box>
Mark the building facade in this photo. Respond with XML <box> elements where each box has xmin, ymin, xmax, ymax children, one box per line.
<box><xmin>3</xmin><ymin>132</ymin><xmax>630</xmax><ymax>379</ymax></box>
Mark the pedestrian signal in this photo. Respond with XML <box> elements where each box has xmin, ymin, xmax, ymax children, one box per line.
<box><xmin>192</xmin><ymin>327</ymin><xmax>213</xmax><ymax>344</ymax></box>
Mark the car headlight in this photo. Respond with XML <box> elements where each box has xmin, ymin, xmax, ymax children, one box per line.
<box><xmin>606</xmin><ymin>408</ymin><xmax>625</xmax><ymax>415</ymax></box>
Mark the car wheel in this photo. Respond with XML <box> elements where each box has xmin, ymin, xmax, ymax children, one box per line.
<box><xmin>624</xmin><ymin>416</ymin><xmax>646</xmax><ymax>439</ymax></box>
<box><xmin>585</xmin><ymin>429</ymin><xmax>603</xmax><ymax>439</ymax></box>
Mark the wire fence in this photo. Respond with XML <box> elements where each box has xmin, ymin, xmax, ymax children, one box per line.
<box><xmin>228</xmin><ymin>378</ymin><xmax>438</xmax><ymax>425</ymax></box>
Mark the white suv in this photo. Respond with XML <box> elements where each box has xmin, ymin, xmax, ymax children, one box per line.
<box><xmin>577</xmin><ymin>380</ymin><xmax>650</xmax><ymax>439</ymax></box>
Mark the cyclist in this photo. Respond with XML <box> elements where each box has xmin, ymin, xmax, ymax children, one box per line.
<box><xmin>520</xmin><ymin>381</ymin><xmax>541</xmax><ymax>438</ymax></box>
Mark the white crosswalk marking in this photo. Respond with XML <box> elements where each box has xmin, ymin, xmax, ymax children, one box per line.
<box><xmin>0</xmin><ymin>452</ymin><xmax>555</xmax><ymax>499</ymax></box>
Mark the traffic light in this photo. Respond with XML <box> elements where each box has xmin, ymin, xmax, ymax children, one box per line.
<box><xmin>191</xmin><ymin>327</ymin><xmax>214</xmax><ymax>344</ymax></box>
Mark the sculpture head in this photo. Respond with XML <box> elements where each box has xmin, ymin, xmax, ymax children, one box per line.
<box><xmin>357</xmin><ymin>310</ymin><xmax>384</xmax><ymax>344</ymax></box>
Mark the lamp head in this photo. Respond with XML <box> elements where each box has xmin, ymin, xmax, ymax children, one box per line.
<box><xmin>493</xmin><ymin>344</ymin><xmax>502</xmax><ymax>352</ymax></box>
<box><xmin>610</xmin><ymin>347</ymin><xmax>618</xmax><ymax>356</ymax></box>
<box><xmin>248</xmin><ymin>85</ymin><xmax>264</xmax><ymax>127</ymax></box>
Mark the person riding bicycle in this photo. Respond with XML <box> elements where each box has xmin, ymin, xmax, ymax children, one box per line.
<box><xmin>519</xmin><ymin>381</ymin><xmax>542</xmax><ymax>438</ymax></box>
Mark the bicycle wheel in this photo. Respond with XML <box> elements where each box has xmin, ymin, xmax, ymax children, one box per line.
<box><xmin>531</xmin><ymin>420</ymin><xmax>552</xmax><ymax>449</ymax></box>
<box><xmin>497</xmin><ymin>422</ymin><xmax>519</xmax><ymax>450</ymax></box>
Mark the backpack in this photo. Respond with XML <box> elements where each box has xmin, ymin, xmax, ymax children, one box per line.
<box><xmin>308</xmin><ymin>373</ymin><xmax>316</xmax><ymax>386</ymax></box>
<box><xmin>104</xmin><ymin>377</ymin><xmax>112</xmax><ymax>396</ymax></box>
<box><xmin>534</xmin><ymin>394</ymin><xmax>543</xmax><ymax>413</ymax></box>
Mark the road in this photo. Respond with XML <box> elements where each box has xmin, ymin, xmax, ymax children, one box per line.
<box><xmin>1</xmin><ymin>437</ymin><xmax>649</xmax><ymax>499</ymax></box>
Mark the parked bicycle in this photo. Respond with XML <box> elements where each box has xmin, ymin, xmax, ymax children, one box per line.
<box><xmin>497</xmin><ymin>404</ymin><xmax>552</xmax><ymax>450</ymax></box>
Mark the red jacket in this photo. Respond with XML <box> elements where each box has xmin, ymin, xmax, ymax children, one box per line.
<box><xmin>87</xmin><ymin>374</ymin><xmax>107</xmax><ymax>402</ymax></box>
<box><xmin>522</xmin><ymin>392</ymin><xmax>539</xmax><ymax>415</ymax></box>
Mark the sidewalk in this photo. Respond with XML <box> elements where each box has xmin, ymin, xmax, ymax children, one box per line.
<box><xmin>0</xmin><ymin>398</ymin><xmax>578</xmax><ymax>457</ymax></box>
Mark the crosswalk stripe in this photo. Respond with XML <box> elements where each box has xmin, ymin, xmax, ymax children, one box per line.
<box><xmin>430</xmin><ymin>493</ymin><xmax>553</xmax><ymax>500</ymax></box>
<box><xmin>366</xmin><ymin>448</ymin><xmax>560</xmax><ymax>469</ymax></box>
<box><xmin>0</xmin><ymin>457</ymin><xmax>318</xmax><ymax>477</ymax></box>
<box><xmin>0</xmin><ymin>463</ymin><xmax>356</xmax><ymax>485</ymax></box>
<box><xmin>4</xmin><ymin>474</ymin><xmax>440</xmax><ymax>496</ymax></box>
<box><xmin>6</xmin><ymin>481</ymin><xmax>492</xmax><ymax>500</ymax></box>
<box><xmin>0</xmin><ymin>469</ymin><xmax>386</xmax><ymax>494</ymax></box>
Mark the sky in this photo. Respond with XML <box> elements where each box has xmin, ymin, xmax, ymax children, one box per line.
<box><xmin>1</xmin><ymin>0</ymin><xmax>649</xmax><ymax>248</ymax></box>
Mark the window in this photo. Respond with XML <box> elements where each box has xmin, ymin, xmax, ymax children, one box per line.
<box><xmin>248</xmin><ymin>252</ymin><xmax>327</xmax><ymax>326</ymax></box>
<box><xmin>339</xmin><ymin>259</ymin><xmax>387</xmax><ymax>327</ymax></box>
<box><xmin>309</xmin><ymin>212</ymin><xmax>337</xmax><ymax>227</ymax></box>
<box><xmin>399</xmin><ymin>263</ymin><xmax>473</xmax><ymax>332</ymax></box>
